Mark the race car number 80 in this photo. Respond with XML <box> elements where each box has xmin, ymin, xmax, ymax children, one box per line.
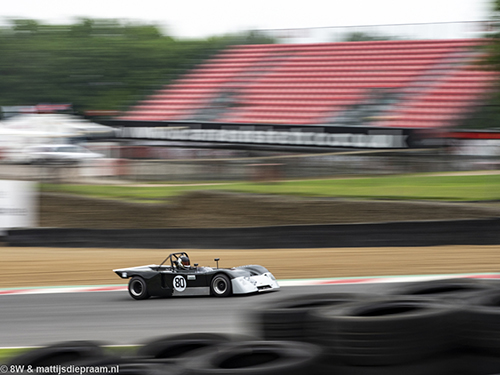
<box><xmin>173</xmin><ymin>275</ymin><xmax>186</xmax><ymax>292</ymax></box>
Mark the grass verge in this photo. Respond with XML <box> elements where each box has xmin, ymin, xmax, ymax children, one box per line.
<box><xmin>0</xmin><ymin>348</ymin><xmax>29</xmax><ymax>363</ymax></box>
<box><xmin>41</xmin><ymin>173</ymin><xmax>500</xmax><ymax>202</ymax></box>
<box><xmin>0</xmin><ymin>346</ymin><xmax>138</xmax><ymax>364</ymax></box>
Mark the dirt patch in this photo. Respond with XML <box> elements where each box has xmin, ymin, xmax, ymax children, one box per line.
<box><xmin>2</xmin><ymin>246</ymin><xmax>500</xmax><ymax>288</ymax></box>
<box><xmin>39</xmin><ymin>191</ymin><xmax>500</xmax><ymax>228</ymax></box>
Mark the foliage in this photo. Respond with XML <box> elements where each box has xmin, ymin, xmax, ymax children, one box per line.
<box><xmin>461</xmin><ymin>1</ymin><xmax>500</xmax><ymax>129</ymax></box>
<box><xmin>342</xmin><ymin>31</ymin><xmax>395</xmax><ymax>42</ymax></box>
<box><xmin>0</xmin><ymin>19</ymin><xmax>275</xmax><ymax>115</ymax></box>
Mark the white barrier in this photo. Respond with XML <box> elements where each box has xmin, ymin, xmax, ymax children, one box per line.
<box><xmin>0</xmin><ymin>180</ymin><xmax>37</xmax><ymax>233</ymax></box>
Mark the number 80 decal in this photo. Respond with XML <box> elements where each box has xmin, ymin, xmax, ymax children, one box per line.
<box><xmin>173</xmin><ymin>275</ymin><xmax>186</xmax><ymax>292</ymax></box>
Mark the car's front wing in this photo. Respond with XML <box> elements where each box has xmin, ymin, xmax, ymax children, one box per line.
<box><xmin>231</xmin><ymin>273</ymin><xmax>280</xmax><ymax>294</ymax></box>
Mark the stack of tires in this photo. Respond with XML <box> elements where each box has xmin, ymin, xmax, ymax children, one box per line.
<box><xmin>386</xmin><ymin>278</ymin><xmax>500</xmax><ymax>374</ymax></box>
<box><xmin>7</xmin><ymin>334</ymin><xmax>322</xmax><ymax>375</ymax></box>
<box><xmin>308</xmin><ymin>297</ymin><xmax>461</xmax><ymax>374</ymax></box>
<box><xmin>249</xmin><ymin>278</ymin><xmax>500</xmax><ymax>375</ymax></box>
<box><xmin>249</xmin><ymin>293</ymin><xmax>372</xmax><ymax>342</ymax></box>
<box><xmin>134</xmin><ymin>332</ymin><xmax>322</xmax><ymax>374</ymax></box>
<box><xmin>7</xmin><ymin>340</ymin><xmax>181</xmax><ymax>375</ymax></box>
<box><xmin>457</xmin><ymin>289</ymin><xmax>500</xmax><ymax>375</ymax></box>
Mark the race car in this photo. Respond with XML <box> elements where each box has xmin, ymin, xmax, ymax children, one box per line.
<box><xmin>113</xmin><ymin>252</ymin><xmax>280</xmax><ymax>300</ymax></box>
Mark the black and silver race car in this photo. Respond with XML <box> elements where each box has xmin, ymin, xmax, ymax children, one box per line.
<box><xmin>114</xmin><ymin>252</ymin><xmax>280</xmax><ymax>300</ymax></box>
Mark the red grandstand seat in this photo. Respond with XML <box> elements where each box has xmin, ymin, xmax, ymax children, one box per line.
<box><xmin>119</xmin><ymin>38</ymin><xmax>493</xmax><ymax>126</ymax></box>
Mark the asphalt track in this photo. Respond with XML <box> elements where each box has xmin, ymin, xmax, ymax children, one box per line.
<box><xmin>0</xmin><ymin>283</ymin><xmax>388</xmax><ymax>348</ymax></box>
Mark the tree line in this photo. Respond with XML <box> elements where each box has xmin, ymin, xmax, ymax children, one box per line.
<box><xmin>0</xmin><ymin>18</ymin><xmax>274</xmax><ymax>116</ymax></box>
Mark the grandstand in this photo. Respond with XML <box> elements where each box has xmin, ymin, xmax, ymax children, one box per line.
<box><xmin>119</xmin><ymin>38</ymin><xmax>497</xmax><ymax>130</ymax></box>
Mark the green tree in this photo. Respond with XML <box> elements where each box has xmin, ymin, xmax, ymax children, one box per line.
<box><xmin>343</xmin><ymin>31</ymin><xmax>394</xmax><ymax>42</ymax></box>
<box><xmin>460</xmin><ymin>1</ymin><xmax>500</xmax><ymax>129</ymax></box>
<box><xmin>0</xmin><ymin>19</ymin><xmax>275</xmax><ymax>115</ymax></box>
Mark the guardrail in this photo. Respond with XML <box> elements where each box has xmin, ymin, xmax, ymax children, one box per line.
<box><xmin>7</xmin><ymin>218</ymin><xmax>500</xmax><ymax>248</ymax></box>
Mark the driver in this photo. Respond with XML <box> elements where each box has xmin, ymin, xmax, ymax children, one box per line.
<box><xmin>177</xmin><ymin>255</ymin><xmax>191</xmax><ymax>270</ymax></box>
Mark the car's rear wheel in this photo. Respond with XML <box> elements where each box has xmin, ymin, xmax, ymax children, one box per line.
<box><xmin>211</xmin><ymin>274</ymin><xmax>232</xmax><ymax>297</ymax></box>
<box><xmin>128</xmin><ymin>277</ymin><xmax>150</xmax><ymax>300</ymax></box>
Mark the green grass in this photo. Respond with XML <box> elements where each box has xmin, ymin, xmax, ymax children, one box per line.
<box><xmin>41</xmin><ymin>183</ymin><xmax>208</xmax><ymax>202</ymax></box>
<box><xmin>41</xmin><ymin>173</ymin><xmax>500</xmax><ymax>202</ymax></box>
<box><xmin>0</xmin><ymin>346</ymin><xmax>138</xmax><ymax>363</ymax></box>
<box><xmin>0</xmin><ymin>348</ymin><xmax>29</xmax><ymax>363</ymax></box>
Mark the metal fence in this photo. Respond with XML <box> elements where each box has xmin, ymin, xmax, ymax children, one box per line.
<box><xmin>0</xmin><ymin>148</ymin><xmax>498</xmax><ymax>184</ymax></box>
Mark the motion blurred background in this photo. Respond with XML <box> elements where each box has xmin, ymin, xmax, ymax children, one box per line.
<box><xmin>5</xmin><ymin>2</ymin><xmax>500</xmax><ymax>368</ymax></box>
<box><xmin>0</xmin><ymin>1</ymin><xmax>499</xmax><ymax>240</ymax></box>
<box><xmin>0</xmin><ymin>1</ymin><xmax>499</xmax><ymax>184</ymax></box>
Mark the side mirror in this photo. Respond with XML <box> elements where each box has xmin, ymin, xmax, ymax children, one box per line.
<box><xmin>214</xmin><ymin>258</ymin><xmax>220</xmax><ymax>268</ymax></box>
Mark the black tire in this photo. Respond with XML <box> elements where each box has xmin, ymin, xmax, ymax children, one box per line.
<box><xmin>317</xmin><ymin>353</ymin><xmax>460</xmax><ymax>375</ymax></box>
<box><xmin>308</xmin><ymin>297</ymin><xmax>460</xmax><ymax>366</ymax></box>
<box><xmin>128</xmin><ymin>277</ymin><xmax>150</xmax><ymax>300</ymax></box>
<box><xmin>106</xmin><ymin>363</ymin><xmax>179</xmax><ymax>375</ymax></box>
<box><xmin>387</xmin><ymin>278</ymin><xmax>493</xmax><ymax>301</ymax></box>
<box><xmin>76</xmin><ymin>357</ymin><xmax>182</xmax><ymax>375</ymax></box>
<box><xmin>459</xmin><ymin>290</ymin><xmax>500</xmax><ymax>354</ymax></box>
<box><xmin>180</xmin><ymin>340</ymin><xmax>321</xmax><ymax>375</ymax></box>
<box><xmin>7</xmin><ymin>341</ymin><xmax>104</xmax><ymax>366</ymax></box>
<box><xmin>459</xmin><ymin>352</ymin><xmax>500</xmax><ymax>375</ymax></box>
<box><xmin>136</xmin><ymin>333</ymin><xmax>234</xmax><ymax>360</ymax></box>
<box><xmin>249</xmin><ymin>293</ymin><xmax>371</xmax><ymax>341</ymax></box>
<box><xmin>211</xmin><ymin>274</ymin><xmax>232</xmax><ymax>297</ymax></box>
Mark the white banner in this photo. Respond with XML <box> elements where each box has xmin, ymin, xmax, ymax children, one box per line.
<box><xmin>0</xmin><ymin>180</ymin><xmax>37</xmax><ymax>232</ymax></box>
<box><xmin>115</xmin><ymin>127</ymin><xmax>409</xmax><ymax>149</ymax></box>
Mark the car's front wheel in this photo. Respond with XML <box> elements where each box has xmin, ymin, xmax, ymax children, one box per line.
<box><xmin>128</xmin><ymin>277</ymin><xmax>150</xmax><ymax>300</ymax></box>
<box><xmin>211</xmin><ymin>274</ymin><xmax>232</xmax><ymax>297</ymax></box>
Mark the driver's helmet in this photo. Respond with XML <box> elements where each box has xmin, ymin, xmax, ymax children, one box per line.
<box><xmin>177</xmin><ymin>255</ymin><xmax>190</xmax><ymax>270</ymax></box>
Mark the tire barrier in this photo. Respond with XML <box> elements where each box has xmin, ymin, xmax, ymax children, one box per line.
<box><xmin>458</xmin><ymin>289</ymin><xmax>500</xmax><ymax>355</ymax></box>
<box><xmin>62</xmin><ymin>357</ymin><xmax>181</xmax><ymax>375</ymax></box>
<box><xmin>136</xmin><ymin>333</ymin><xmax>243</xmax><ymax>360</ymax></box>
<box><xmin>315</xmin><ymin>354</ymin><xmax>459</xmax><ymax>375</ymax></box>
<box><xmin>246</xmin><ymin>281</ymin><xmax>500</xmax><ymax>374</ymax></box>
<box><xmin>307</xmin><ymin>297</ymin><xmax>460</xmax><ymax>366</ymax></box>
<box><xmin>387</xmin><ymin>278</ymin><xmax>496</xmax><ymax>300</ymax></box>
<box><xmin>7</xmin><ymin>338</ymin><xmax>321</xmax><ymax>375</ymax></box>
<box><xmin>7</xmin><ymin>218</ymin><xmax>500</xmax><ymax>248</ymax></box>
<box><xmin>459</xmin><ymin>353</ymin><xmax>500</xmax><ymax>375</ymax></box>
<box><xmin>249</xmin><ymin>293</ymin><xmax>373</xmax><ymax>342</ymax></box>
<box><xmin>172</xmin><ymin>340</ymin><xmax>322</xmax><ymax>375</ymax></box>
<box><xmin>7</xmin><ymin>341</ymin><xmax>105</xmax><ymax>367</ymax></box>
